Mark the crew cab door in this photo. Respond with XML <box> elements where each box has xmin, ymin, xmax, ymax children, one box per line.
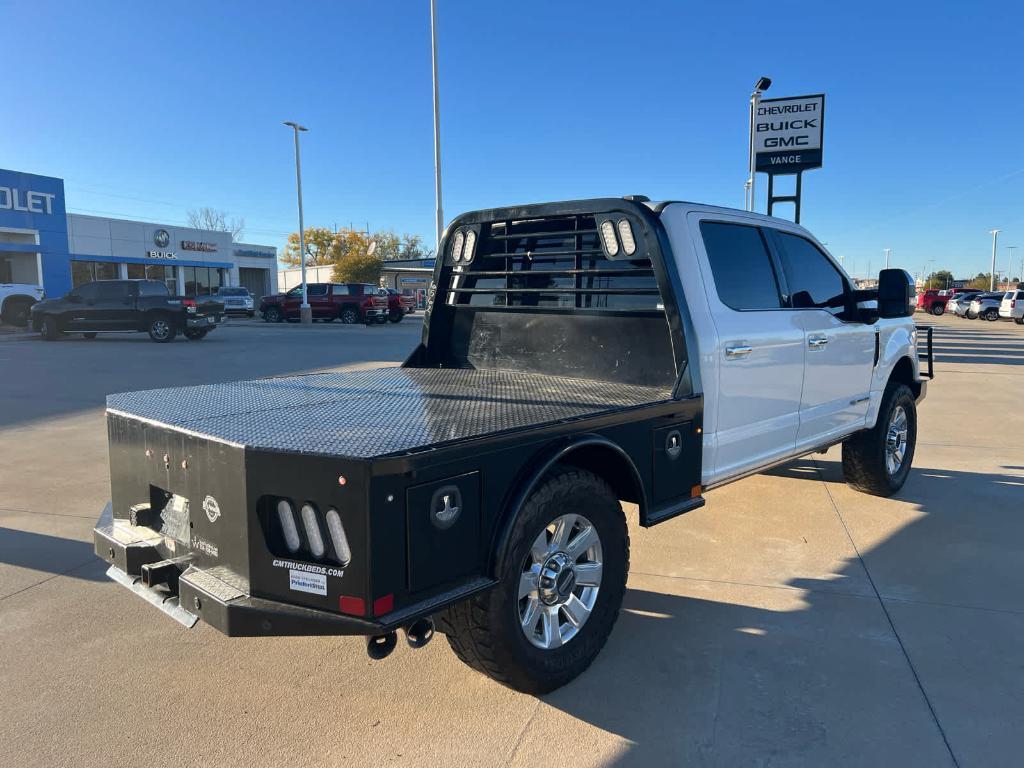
<box><xmin>692</xmin><ymin>218</ymin><xmax>804</xmax><ymax>481</ymax></box>
<box><xmin>767</xmin><ymin>230</ymin><xmax>875</xmax><ymax>447</ymax></box>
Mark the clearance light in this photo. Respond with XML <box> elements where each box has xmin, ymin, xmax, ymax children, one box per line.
<box><xmin>451</xmin><ymin>230</ymin><xmax>465</xmax><ymax>262</ymax></box>
<box><xmin>463</xmin><ymin>230</ymin><xmax>477</xmax><ymax>263</ymax></box>
<box><xmin>600</xmin><ymin>220</ymin><xmax>619</xmax><ymax>256</ymax></box>
<box><xmin>617</xmin><ymin>219</ymin><xmax>637</xmax><ymax>255</ymax></box>
<box><xmin>325</xmin><ymin>508</ymin><xmax>352</xmax><ymax>566</ymax></box>
<box><xmin>301</xmin><ymin>503</ymin><xmax>325</xmax><ymax>558</ymax></box>
<box><xmin>276</xmin><ymin>499</ymin><xmax>301</xmax><ymax>553</ymax></box>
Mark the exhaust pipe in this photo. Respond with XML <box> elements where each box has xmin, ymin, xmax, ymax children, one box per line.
<box><xmin>366</xmin><ymin>631</ymin><xmax>398</xmax><ymax>660</ymax></box>
<box><xmin>404</xmin><ymin>617</ymin><xmax>435</xmax><ymax>649</ymax></box>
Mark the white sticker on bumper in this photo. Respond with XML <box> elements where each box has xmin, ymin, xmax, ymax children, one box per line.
<box><xmin>289</xmin><ymin>569</ymin><xmax>327</xmax><ymax>596</ymax></box>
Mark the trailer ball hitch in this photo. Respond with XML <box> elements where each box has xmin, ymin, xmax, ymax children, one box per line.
<box><xmin>404</xmin><ymin>617</ymin><xmax>435</xmax><ymax>649</ymax></box>
<box><xmin>367</xmin><ymin>631</ymin><xmax>398</xmax><ymax>660</ymax></box>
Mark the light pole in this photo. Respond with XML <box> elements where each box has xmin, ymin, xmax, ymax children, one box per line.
<box><xmin>284</xmin><ymin>121</ymin><xmax>311</xmax><ymax>324</ymax></box>
<box><xmin>430</xmin><ymin>0</ymin><xmax>444</xmax><ymax>252</ymax></box>
<box><xmin>884</xmin><ymin>248</ymin><xmax>891</xmax><ymax>269</ymax></box>
<box><xmin>746</xmin><ymin>76</ymin><xmax>771</xmax><ymax>212</ymax></box>
<box><xmin>989</xmin><ymin>229</ymin><xmax>1000</xmax><ymax>291</ymax></box>
<box><xmin>1006</xmin><ymin>245</ymin><xmax>1017</xmax><ymax>290</ymax></box>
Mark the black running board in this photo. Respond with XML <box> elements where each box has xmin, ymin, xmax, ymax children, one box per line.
<box><xmin>641</xmin><ymin>496</ymin><xmax>705</xmax><ymax>527</ymax></box>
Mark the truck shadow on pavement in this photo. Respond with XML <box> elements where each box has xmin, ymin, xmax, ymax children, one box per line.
<box><xmin>539</xmin><ymin>458</ymin><xmax>1023</xmax><ymax>767</ymax></box>
<box><xmin>0</xmin><ymin>527</ymin><xmax>107</xmax><ymax>584</ymax></box>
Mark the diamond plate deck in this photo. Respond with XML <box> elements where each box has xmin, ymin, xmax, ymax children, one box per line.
<box><xmin>107</xmin><ymin>367</ymin><xmax>672</xmax><ymax>459</ymax></box>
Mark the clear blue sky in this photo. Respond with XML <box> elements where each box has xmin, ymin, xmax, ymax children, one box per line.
<box><xmin>3</xmin><ymin>0</ymin><xmax>1023</xmax><ymax>279</ymax></box>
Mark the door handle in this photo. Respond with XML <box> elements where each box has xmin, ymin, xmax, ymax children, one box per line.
<box><xmin>725</xmin><ymin>345</ymin><xmax>753</xmax><ymax>358</ymax></box>
<box><xmin>808</xmin><ymin>336</ymin><xmax>829</xmax><ymax>348</ymax></box>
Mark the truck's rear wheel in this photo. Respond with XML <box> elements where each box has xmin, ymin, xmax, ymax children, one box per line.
<box><xmin>842</xmin><ymin>382</ymin><xmax>917</xmax><ymax>496</ymax></box>
<box><xmin>147</xmin><ymin>315</ymin><xmax>177</xmax><ymax>343</ymax></box>
<box><xmin>930</xmin><ymin>304</ymin><xmax>944</xmax><ymax>315</ymax></box>
<box><xmin>439</xmin><ymin>467</ymin><xmax>628</xmax><ymax>694</ymax></box>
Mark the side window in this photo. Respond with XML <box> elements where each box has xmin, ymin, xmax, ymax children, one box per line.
<box><xmin>139</xmin><ymin>281</ymin><xmax>169</xmax><ymax>297</ymax></box>
<box><xmin>306</xmin><ymin>284</ymin><xmax>328</xmax><ymax>296</ymax></box>
<box><xmin>775</xmin><ymin>233</ymin><xmax>848</xmax><ymax>314</ymax></box>
<box><xmin>699</xmin><ymin>221</ymin><xmax>783</xmax><ymax>310</ymax></box>
<box><xmin>286</xmin><ymin>287</ymin><xmax>302</xmax><ymax>297</ymax></box>
<box><xmin>332</xmin><ymin>284</ymin><xmax>350</xmax><ymax>296</ymax></box>
<box><xmin>95</xmin><ymin>281</ymin><xmax>129</xmax><ymax>301</ymax></box>
<box><xmin>75</xmin><ymin>283</ymin><xmax>100</xmax><ymax>301</ymax></box>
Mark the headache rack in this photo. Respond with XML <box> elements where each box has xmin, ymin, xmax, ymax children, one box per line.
<box><xmin>446</xmin><ymin>213</ymin><xmax>662</xmax><ymax>312</ymax></box>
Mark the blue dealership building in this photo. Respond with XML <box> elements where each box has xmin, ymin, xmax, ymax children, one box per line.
<box><xmin>0</xmin><ymin>168</ymin><xmax>277</xmax><ymax>298</ymax></box>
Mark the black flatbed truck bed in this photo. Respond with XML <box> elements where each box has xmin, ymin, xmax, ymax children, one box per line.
<box><xmin>106</xmin><ymin>367</ymin><xmax>674</xmax><ymax>459</ymax></box>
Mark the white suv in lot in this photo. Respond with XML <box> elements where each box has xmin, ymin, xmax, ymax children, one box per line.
<box><xmin>999</xmin><ymin>289</ymin><xmax>1024</xmax><ymax>324</ymax></box>
<box><xmin>0</xmin><ymin>283</ymin><xmax>45</xmax><ymax>327</ymax></box>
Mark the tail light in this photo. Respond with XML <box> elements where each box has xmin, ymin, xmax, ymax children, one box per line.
<box><xmin>182</xmin><ymin>298</ymin><xmax>197</xmax><ymax>313</ymax></box>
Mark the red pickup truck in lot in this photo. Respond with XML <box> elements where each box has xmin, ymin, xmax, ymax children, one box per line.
<box><xmin>916</xmin><ymin>287</ymin><xmax>974</xmax><ymax>315</ymax></box>
<box><xmin>259</xmin><ymin>283</ymin><xmax>388</xmax><ymax>324</ymax></box>
<box><xmin>383</xmin><ymin>288</ymin><xmax>415</xmax><ymax>322</ymax></box>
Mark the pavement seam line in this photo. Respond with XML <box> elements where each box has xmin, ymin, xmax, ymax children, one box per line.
<box><xmin>0</xmin><ymin>557</ymin><xmax>101</xmax><ymax>603</ymax></box>
<box><xmin>505</xmin><ymin>699</ymin><xmax>542</xmax><ymax>765</ymax></box>
<box><xmin>812</xmin><ymin>458</ymin><xmax>961</xmax><ymax>768</ymax></box>
<box><xmin>630</xmin><ymin>570</ymin><xmax>878</xmax><ymax>601</ymax></box>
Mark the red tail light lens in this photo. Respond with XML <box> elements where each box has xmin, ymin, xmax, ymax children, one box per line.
<box><xmin>183</xmin><ymin>298</ymin><xmax>197</xmax><ymax>313</ymax></box>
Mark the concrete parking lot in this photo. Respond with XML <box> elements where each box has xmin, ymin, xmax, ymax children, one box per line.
<box><xmin>1</xmin><ymin>313</ymin><xmax>1021</xmax><ymax>767</ymax></box>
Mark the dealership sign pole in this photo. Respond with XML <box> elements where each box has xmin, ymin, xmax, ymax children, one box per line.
<box><xmin>751</xmin><ymin>92</ymin><xmax>825</xmax><ymax>223</ymax></box>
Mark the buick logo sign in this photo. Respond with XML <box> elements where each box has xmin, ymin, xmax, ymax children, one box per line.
<box><xmin>430</xmin><ymin>486</ymin><xmax>462</xmax><ymax>530</ymax></box>
<box><xmin>202</xmin><ymin>495</ymin><xmax>221</xmax><ymax>523</ymax></box>
<box><xmin>153</xmin><ymin>229</ymin><xmax>171</xmax><ymax>248</ymax></box>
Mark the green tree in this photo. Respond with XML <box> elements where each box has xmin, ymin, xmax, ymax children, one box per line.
<box><xmin>924</xmin><ymin>270</ymin><xmax>954</xmax><ymax>289</ymax></box>
<box><xmin>331</xmin><ymin>230</ymin><xmax>383</xmax><ymax>283</ymax></box>
<box><xmin>280</xmin><ymin>227</ymin><xmax>340</xmax><ymax>267</ymax></box>
<box><xmin>968</xmin><ymin>272</ymin><xmax>997</xmax><ymax>291</ymax></box>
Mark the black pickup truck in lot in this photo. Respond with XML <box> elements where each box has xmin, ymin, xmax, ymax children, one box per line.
<box><xmin>31</xmin><ymin>279</ymin><xmax>225</xmax><ymax>342</ymax></box>
<box><xmin>93</xmin><ymin>198</ymin><xmax>930</xmax><ymax>694</ymax></box>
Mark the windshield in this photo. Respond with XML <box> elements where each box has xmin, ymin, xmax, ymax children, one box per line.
<box><xmin>217</xmin><ymin>287</ymin><xmax>249</xmax><ymax>296</ymax></box>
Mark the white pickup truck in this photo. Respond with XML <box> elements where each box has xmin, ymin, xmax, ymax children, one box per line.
<box><xmin>93</xmin><ymin>197</ymin><xmax>932</xmax><ymax>695</ymax></box>
<box><xmin>0</xmin><ymin>282</ymin><xmax>44</xmax><ymax>326</ymax></box>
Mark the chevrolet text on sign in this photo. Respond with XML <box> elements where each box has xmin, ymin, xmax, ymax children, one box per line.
<box><xmin>754</xmin><ymin>93</ymin><xmax>824</xmax><ymax>173</ymax></box>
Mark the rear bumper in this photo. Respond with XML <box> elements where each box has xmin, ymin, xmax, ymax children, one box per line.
<box><xmin>93</xmin><ymin>503</ymin><xmax>492</xmax><ymax>637</ymax></box>
<box><xmin>186</xmin><ymin>314</ymin><xmax>226</xmax><ymax>329</ymax></box>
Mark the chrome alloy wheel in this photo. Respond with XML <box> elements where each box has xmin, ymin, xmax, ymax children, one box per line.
<box><xmin>885</xmin><ymin>405</ymin><xmax>909</xmax><ymax>476</ymax></box>
<box><xmin>519</xmin><ymin>513</ymin><xmax>603</xmax><ymax>650</ymax></box>
<box><xmin>151</xmin><ymin>319</ymin><xmax>171</xmax><ymax>340</ymax></box>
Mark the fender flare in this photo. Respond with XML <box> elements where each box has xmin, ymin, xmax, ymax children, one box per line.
<box><xmin>489</xmin><ymin>433</ymin><xmax>646</xmax><ymax>578</ymax></box>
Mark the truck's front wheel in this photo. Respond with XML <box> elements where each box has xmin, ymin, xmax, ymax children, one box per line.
<box><xmin>842</xmin><ymin>382</ymin><xmax>917</xmax><ymax>496</ymax></box>
<box><xmin>440</xmin><ymin>467</ymin><xmax>628</xmax><ymax>695</ymax></box>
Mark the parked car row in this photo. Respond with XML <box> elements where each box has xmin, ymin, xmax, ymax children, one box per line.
<box><xmin>936</xmin><ymin>289</ymin><xmax>1024</xmax><ymax>323</ymax></box>
<box><xmin>258</xmin><ymin>283</ymin><xmax>413</xmax><ymax>324</ymax></box>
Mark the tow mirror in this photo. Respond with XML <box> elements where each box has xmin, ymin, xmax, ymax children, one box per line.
<box><xmin>877</xmin><ymin>268</ymin><xmax>914</xmax><ymax>318</ymax></box>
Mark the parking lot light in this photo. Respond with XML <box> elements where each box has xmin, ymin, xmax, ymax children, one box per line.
<box><xmin>284</xmin><ymin>121</ymin><xmax>312</xmax><ymax>324</ymax></box>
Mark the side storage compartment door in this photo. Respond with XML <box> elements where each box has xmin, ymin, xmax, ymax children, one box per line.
<box><xmin>406</xmin><ymin>472</ymin><xmax>481</xmax><ymax>593</ymax></box>
<box><xmin>651</xmin><ymin>421</ymin><xmax>701</xmax><ymax>504</ymax></box>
